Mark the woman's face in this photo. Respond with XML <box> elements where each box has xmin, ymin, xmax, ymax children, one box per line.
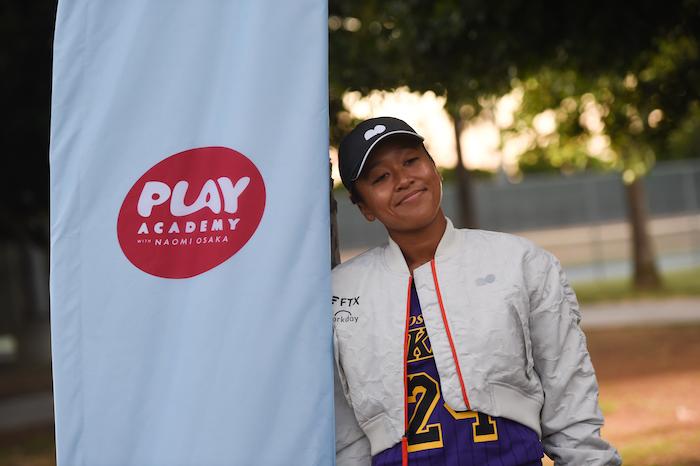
<box><xmin>353</xmin><ymin>140</ymin><xmax>443</xmax><ymax>235</ymax></box>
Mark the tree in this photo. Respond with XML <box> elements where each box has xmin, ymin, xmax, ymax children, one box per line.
<box><xmin>511</xmin><ymin>28</ymin><xmax>700</xmax><ymax>288</ymax></box>
<box><xmin>328</xmin><ymin>0</ymin><xmax>699</xmax><ymax>287</ymax></box>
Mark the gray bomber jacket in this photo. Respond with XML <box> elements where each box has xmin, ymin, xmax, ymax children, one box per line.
<box><xmin>333</xmin><ymin>219</ymin><xmax>620</xmax><ymax>465</ymax></box>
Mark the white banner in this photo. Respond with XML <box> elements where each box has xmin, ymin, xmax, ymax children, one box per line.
<box><xmin>49</xmin><ymin>1</ymin><xmax>332</xmax><ymax>464</ymax></box>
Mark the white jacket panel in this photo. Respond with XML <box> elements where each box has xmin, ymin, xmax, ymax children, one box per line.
<box><xmin>333</xmin><ymin>219</ymin><xmax>620</xmax><ymax>465</ymax></box>
<box><xmin>334</xmin><ymin>365</ymin><xmax>370</xmax><ymax>466</ymax></box>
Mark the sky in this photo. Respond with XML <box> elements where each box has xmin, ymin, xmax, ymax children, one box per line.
<box><xmin>331</xmin><ymin>87</ymin><xmax>527</xmax><ymax>186</ymax></box>
<box><xmin>330</xmin><ymin>86</ymin><xmax>617</xmax><ymax>187</ymax></box>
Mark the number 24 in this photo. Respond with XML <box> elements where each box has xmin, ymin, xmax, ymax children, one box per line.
<box><xmin>407</xmin><ymin>372</ymin><xmax>498</xmax><ymax>453</ymax></box>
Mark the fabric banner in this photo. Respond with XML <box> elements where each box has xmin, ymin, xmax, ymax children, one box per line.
<box><xmin>49</xmin><ymin>1</ymin><xmax>332</xmax><ymax>464</ymax></box>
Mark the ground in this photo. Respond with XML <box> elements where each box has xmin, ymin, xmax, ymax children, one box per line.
<box><xmin>2</xmin><ymin>324</ymin><xmax>699</xmax><ymax>465</ymax></box>
<box><xmin>589</xmin><ymin>325</ymin><xmax>700</xmax><ymax>466</ymax></box>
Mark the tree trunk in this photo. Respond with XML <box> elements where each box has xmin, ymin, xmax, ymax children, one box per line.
<box><xmin>450</xmin><ymin>113</ymin><xmax>478</xmax><ymax>228</ymax></box>
<box><xmin>330</xmin><ymin>170</ymin><xmax>341</xmax><ymax>268</ymax></box>
<box><xmin>625</xmin><ymin>177</ymin><xmax>662</xmax><ymax>289</ymax></box>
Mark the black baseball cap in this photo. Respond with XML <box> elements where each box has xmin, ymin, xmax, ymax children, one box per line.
<box><xmin>338</xmin><ymin>116</ymin><xmax>424</xmax><ymax>191</ymax></box>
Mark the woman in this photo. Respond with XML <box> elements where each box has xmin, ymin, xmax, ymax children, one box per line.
<box><xmin>332</xmin><ymin>117</ymin><xmax>620</xmax><ymax>465</ymax></box>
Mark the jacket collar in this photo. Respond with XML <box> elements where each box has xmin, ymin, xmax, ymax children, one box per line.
<box><xmin>383</xmin><ymin>217</ymin><xmax>460</xmax><ymax>274</ymax></box>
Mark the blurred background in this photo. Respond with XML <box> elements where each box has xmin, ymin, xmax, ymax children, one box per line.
<box><xmin>2</xmin><ymin>1</ymin><xmax>700</xmax><ymax>465</ymax></box>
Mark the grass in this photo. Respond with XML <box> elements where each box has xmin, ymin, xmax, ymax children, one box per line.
<box><xmin>573</xmin><ymin>266</ymin><xmax>700</xmax><ymax>304</ymax></box>
<box><xmin>618</xmin><ymin>430</ymin><xmax>700</xmax><ymax>466</ymax></box>
<box><xmin>597</xmin><ymin>398</ymin><xmax>619</xmax><ymax>417</ymax></box>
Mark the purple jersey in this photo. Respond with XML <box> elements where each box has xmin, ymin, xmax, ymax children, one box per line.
<box><xmin>372</xmin><ymin>284</ymin><xmax>544</xmax><ymax>466</ymax></box>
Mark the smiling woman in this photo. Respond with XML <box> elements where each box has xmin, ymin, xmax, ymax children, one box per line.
<box><xmin>352</xmin><ymin>137</ymin><xmax>445</xmax><ymax>267</ymax></box>
<box><xmin>332</xmin><ymin>116</ymin><xmax>620</xmax><ymax>466</ymax></box>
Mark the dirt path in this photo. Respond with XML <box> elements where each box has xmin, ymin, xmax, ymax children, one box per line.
<box><xmin>588</xmin><ymin>325</ymin><xmax>700</xmax><ymax>466</ymax></box>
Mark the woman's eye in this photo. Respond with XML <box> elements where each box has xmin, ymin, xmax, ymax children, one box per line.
<box><xmin>372</xmin><ymin>173</ymin><xmax>388</xmax><ymax>184</ymax></box>
<box><xmin>404</xmin><ymin>157</ymin><xmax>419</xmax><ymax>166</ymax></box>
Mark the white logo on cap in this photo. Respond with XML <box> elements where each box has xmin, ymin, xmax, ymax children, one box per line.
<box><xmin>364</xmin><ymin>124</ymin><xmax>386</xmax><ymax>141</ymax></box>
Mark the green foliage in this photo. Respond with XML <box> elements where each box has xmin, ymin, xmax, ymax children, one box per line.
<box><xmin>329</xmin><ymin>0</ymin><xmax>699</xmax><ymax>145</ymax></box>
<box><xmin>668</xmin><ymin>102</ymin><xmax>700</xmax><ymax>160</ymax></box>
<box><xmin>511</xmin><ymin>24</ymin><xmax>700</xmax><ymax>178</ymax></box>
<box><xmin>573</xmin><ymin>267</ymin><xmax>700</xmax><ymax>304</ymax></box>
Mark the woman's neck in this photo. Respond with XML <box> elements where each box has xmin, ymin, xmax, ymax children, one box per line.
<box><xmin>389</xmin><ymin>212</ymin><xmax>447</xmax><ymax>273</ymax></box>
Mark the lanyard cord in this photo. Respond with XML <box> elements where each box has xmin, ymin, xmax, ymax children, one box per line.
<box><xmin>430</xmin><ymin>259</ymin><xmax>471</xmax><ymax>410</ymax></box>
<box><xmin>401</xmin><ymin>262</ymin><xmax>472</xmax><ymax>466</ymax></box>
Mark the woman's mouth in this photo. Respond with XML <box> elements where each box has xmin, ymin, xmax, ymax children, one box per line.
<box><xmin>397</xmin><ymin>189</ymin><xmax>426</xmax><ymax>206</ymax></box>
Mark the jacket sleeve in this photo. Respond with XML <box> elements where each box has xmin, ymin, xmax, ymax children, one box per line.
<box><xmin>526</xmin><ymin>248</ymin><xmax>621</xmax><ymax>465</ymax></box>
<box><xmin>334</xmin><ymin>332</ymin><xmax>371</xmax><ymax>466</ymax></box>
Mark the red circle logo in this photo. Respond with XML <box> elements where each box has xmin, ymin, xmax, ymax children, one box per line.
<box><xmin>117</xmin><ymin>146</ymin><xmax>266</xmax><ymax>278</ymax></box>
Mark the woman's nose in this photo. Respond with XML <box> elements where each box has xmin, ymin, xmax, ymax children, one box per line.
<box><xmin>395</xmin><ymin>169</ymin><xmax>413</xmax><ymax>190</ymax></box>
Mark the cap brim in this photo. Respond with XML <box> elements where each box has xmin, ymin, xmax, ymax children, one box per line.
<box><xmin>351</xmin><ymin>130</ymin><xmax>425</xmax><ymax>181</ymax></box>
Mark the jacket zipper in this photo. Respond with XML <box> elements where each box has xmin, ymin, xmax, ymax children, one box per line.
<box><xmin>430</xmin><ymin>259</ymin><xmax>471</xmax><ymax>410</ymax></box>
